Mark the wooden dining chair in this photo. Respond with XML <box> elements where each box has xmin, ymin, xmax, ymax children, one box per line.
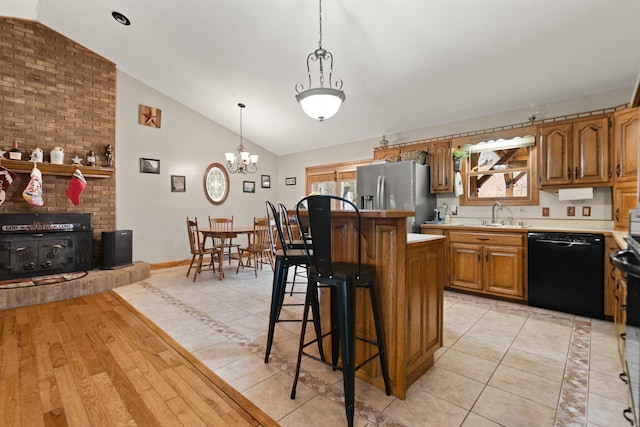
<box><xmin>236</xmin><ymin>217</ymin><xmax>274</xmax><ymax>277</ymax></box>
<box><xmin>186</xmin><ymin>217</ymin><xmax>224</xmax><ymax>281</ymax></box>
<box><xmin>208</xmin><ymin>216</ymin><xmax>240</xmax><ymax>264</ymax></box>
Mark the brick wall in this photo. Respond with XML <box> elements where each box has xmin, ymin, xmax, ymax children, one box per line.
<box><xmin>0</xmin><ymin>18</ymin><xmax>116</xmax><ymax>259</ymax></box>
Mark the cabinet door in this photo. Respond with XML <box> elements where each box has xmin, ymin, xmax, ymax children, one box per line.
<box><xmin>605</xmin><ymin>236</ymin><xmax>620</xmax><ymax>318</ymax></box>
<box><xmin>614</xmin><ymin>183</ymin><xmax>639</xmax><ymax>230</ymax></box>
<box><xmin>429</xmin><ymin>140</ymin><xmax>453</xmax><ymax>193</ymax></box>
<box><xmin>614</xmin><ymin>108</ymin><xmax>639</xmax><ymax>184</ymax></box>
<box><xmin>573</xmin><ymin>117</ymin><xmax>611</xmax><ymax>185</ymax></box>
<box><xmin>539</xmin><ymin>123</ymin><xmax>572</xmax><ymax>186</ymax></box>
<box><xmin>483</xmin><ymin>245</ymin><xmax>524</xmax><ymax>298</ymax></box>
<box><xmin>449</xmin><ymin>242</ymin><xmax>483</xmax><ymax>291</ymax></box>
<box><xmin>405</xmin><ymin>240</ymin><xmax>444</xmax><ymax>375</ymax></box>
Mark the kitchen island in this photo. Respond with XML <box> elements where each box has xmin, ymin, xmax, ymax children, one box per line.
<box><xmin>318</xmin><ymin>209</ymin><xmax>445</xmax><ymax>399</ymax></box>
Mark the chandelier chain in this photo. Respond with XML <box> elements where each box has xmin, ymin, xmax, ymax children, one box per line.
<box><xmin>318</xmin><ymin>0</ymin><xmax>323</xmax><ymax>49</ymax></box>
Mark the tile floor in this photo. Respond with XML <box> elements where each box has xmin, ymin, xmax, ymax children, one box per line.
<box><xmin>114</xmin><ymin>265</ymin><xmax>630</xmax><ymax>426</ymax></box>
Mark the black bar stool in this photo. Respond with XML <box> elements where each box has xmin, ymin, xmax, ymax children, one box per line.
<box><xmin>264</xmin><ymin>200</ymin><xmax>323</xmax><ymax>364</ymax></box>
<box><xmin>291</xmin><ymin>195</ymin><xmax>391</xmax><ymax>427</ymax></box>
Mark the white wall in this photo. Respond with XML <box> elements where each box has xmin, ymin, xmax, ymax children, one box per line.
<box><xmin>116</xmin><ymin>72</ymin><xmax>279</xmax><ymax>263</ymax></box>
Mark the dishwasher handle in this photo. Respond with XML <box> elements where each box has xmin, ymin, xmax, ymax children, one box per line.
<box><xmin>534</xmin><ymin>239</ymin><xmax>592</xmax><ymax>247</ymax></box>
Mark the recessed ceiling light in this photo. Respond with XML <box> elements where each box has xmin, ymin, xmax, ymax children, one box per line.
<box><xmin>112</xmin><ymin>11</ymin><xmax>131</xmax><ymax>26</ymax></box>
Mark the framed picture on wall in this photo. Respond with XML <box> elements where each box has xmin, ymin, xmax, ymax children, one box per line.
<box><xmin>243</xmin><ymin>181</ymin><xmax>255</xmax><ymax>193</ymax></box>
<box><xmin>261</xmin><ymin>175</ymin><xmax>271</xmax><ymax>188</ymax></box>
<box><xmin>140</xmin><ymin>158</ymin><xmax>160</xmax><ymax>174</ymax></box>
<box><xmin>171</xmin><ymin>175</ymin><xmax>186</xmax><ymax>192</ymax></box>
<box><xmin>285</xmin><ymin>177</ymin><xmax>296</xmax><ymax>186</ymax></box>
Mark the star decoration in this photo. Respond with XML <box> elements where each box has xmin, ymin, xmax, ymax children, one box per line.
<box><xmin>72</xmin><ymin>155</ymin><xmax>83</xmax><ymax>165</ymax></box>
<box><xmin>139</xmin><ymin>105</ymin><xmax>162</xmax><ymax>128</ymax></box>
<box><xmin>143</xmin><ymin>111</ymin><xmax>158</xmax><ymax>127</ymax></box>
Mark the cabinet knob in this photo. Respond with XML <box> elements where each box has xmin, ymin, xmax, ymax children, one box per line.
<box><xmin>616</xmin><ymin>164</ymin><xmax>621</xmax><ymax>177</ymax></box>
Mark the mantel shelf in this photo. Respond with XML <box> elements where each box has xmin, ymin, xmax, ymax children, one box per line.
<box><xmin>0</xmin><ymin>159</ymin><xmax>114</xmax><ymax>179</ymax></box>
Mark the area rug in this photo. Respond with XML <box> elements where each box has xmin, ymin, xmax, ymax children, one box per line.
<box><xmin>0</xmin><ymin>271</ymin><xmax>88</xmax><ymax>289</ymax></box>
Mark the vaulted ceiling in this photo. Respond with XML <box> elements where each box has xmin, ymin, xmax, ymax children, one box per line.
<box><xmin>3</xmin><ymin>0</ymin><xmax>640</xmax><ymax>155</ymax></box>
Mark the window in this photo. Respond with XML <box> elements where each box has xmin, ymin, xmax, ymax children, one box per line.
<box><xmin>305</xmin><ymin>159</ymin><xmax>371</xmax><ymax>208</ymax></box>
<box><xmin>458</xmin><ymin>128</ymin><xmax>539</xmax><ymax>206</ymax></box>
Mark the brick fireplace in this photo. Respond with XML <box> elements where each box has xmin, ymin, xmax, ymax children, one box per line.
<box><xmin>0</xmin><ymin>18</ymin><xmax>117</xmax><ymax>257</ymax></box>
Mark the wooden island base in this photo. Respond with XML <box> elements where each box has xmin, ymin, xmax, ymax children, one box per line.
<box><xmin>317</xmin><ymin>210</ymin><xmax>445</xmax><ymax>399</ymax></box>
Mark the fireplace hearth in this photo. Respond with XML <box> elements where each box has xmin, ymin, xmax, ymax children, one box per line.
<box><xmin>0</xmin><ymin>213</ymin><xmax>93</xmax><ymax>281</ymax></box>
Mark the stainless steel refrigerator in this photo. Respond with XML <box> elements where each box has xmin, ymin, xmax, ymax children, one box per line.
<box><xmin>356</xmin><ymin>160</ymin><xmax>436</xmax><ymax>233</ymax></box>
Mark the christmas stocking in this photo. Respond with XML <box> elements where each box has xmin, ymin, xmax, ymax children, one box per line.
<box><xmin>65</xmin><ymin>168</ymin><xmax>86</xmax><ymax>206</ymax></box>
<box><xmin>0</xmin><ymin>166</ymin><xmax>17</xmax><ymax>206</ymax></box>
<box><xmin>22</xmin><ymin>165</ymin><xmax>44</xmax><ymax>206</ymax></box>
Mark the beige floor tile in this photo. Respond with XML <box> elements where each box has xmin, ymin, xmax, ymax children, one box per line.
<box><xmin>451</xmin><ymin>329</ymin><xmax>509</xmax><ymax>363</ymax></box>
<box><xmin>511</xmin><ymin>331</ymin><xmax>570</xmax><ymax>362</ymax></box>
<box><xmin>475</xmin><ymin>307</ymin><xmax>528</xmax><ymax>334</ymax></box>
<box><xmin>450</xmin><ymin>335</ymin><xmax>508</xmax><ymax>364</ymax></box>
<box><xmin>590</xmin><ymin>346</ymin><xmax>625</xmax><ymax>377</ymax></box>
<box><xmin>243</xmin><ymin>372</ymin><xmax>316</xmax><ymax>421</ymax></box>
<box><xmin>501</xmin><ymin>347</ymin><xmax>566</xmax><ymax>382</ymax></box>
<box><xmin>411</xmin><ymin>365</ymin><xmax>485</xmax><ymax>410</ymax></box>
<box><xmin>587</xmin><ymin>392</ymin><xmax>630</xmax><ymax>426</ymax></box>
<box><xmin>192</xmin><ymin>340</ymin><xmax>253</xmax><ymax>370</ymax></box>
<box><xmin>383</xmin><ymin>387</ymin><xmax>468</xmax><ymax>427</ymax></box>
<box><xmin>488</xmin><ymin>364</ymin><xmax>561</xmax><ymax>408</ymax></box>
<box><xmin>278</xmin><ymin>395</ymin><xmax>368</xmax><ymax>427</ymax></box>
<box><xmin>588</xmin><ymin>369</ymin><xmax>628</xmax><ymax>404</ymax></box>
<box><xmin>472</xmin><ymin>385</ymin><xmax>556</xmax><ymax>426</ymax></box>
<box><xmin>215</xmin><ymin>353</ymin><xmax>281</xmax><ymax>392</ymax></box>
<box><xmin>173</xmin><ymin>327</ymin><xmax>228</xmax><ymax>353</ymax></box>
<box><xmin>435</xmin><ymin>348</ymin><xmax>498</xmax><ymax>383</ymax></box>
<box><xmin>461</xmin><ymin>412</ymin><xmax>502</xmax><ymax>427</ymax></box>
<box><xmin>464</xmin><ymin>323</ymin><xmax>518</xmax><ymax>348</ymax></box>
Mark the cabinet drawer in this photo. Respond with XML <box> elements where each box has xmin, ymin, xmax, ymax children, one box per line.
<box><xmin>449</xmin><ymin>231</ymin><xmax>524</xmax><ymax>246</ymax></box>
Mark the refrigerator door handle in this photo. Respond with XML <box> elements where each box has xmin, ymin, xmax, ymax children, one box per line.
<box><xmin>376</xmin><ymin>175</ymin><xmax>386</xmax><ymax>210</ymax></box>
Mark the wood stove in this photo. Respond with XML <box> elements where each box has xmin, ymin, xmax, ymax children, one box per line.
<box><xmin>0</xmin><ymin>213</ymin><xmax>93</xmax><ymax>281</ymax></box>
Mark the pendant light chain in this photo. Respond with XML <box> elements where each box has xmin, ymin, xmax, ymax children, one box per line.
<box><xmin>318</xmin><ymin>0</ymin><xmax>323</xmax><ymax>49</ymax></box>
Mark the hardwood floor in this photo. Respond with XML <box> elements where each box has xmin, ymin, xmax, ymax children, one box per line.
<box><xmin>0</xmin><ymin>291</ymin><xmax>278</xmax><ymax>427</ymax></box>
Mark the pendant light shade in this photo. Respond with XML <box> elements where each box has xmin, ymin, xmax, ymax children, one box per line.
<box><xmin>295</xmin><ymin>0</ymin><xmax>345</xmax><ymax>121</ymax></box>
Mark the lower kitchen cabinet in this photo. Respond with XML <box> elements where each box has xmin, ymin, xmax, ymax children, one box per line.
<box><xmin>448</xmin><ymin>231</ymin><xmax>525</xmax><ymax>300</ymax></box>
<box><xmin>605</xmin><ymin>236</ymin><xmax>621</xmax><ymax>318</ymax></box>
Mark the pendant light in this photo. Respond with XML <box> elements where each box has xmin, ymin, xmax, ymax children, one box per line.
<box><xmin>225</xmin><ymin>103</ymin><xmax>258</xmax><ymax>174</ymax></box>
<box><xmin>295</xmin><ymin>0</ymin><xmax>345</xmax><ymax>121</ymax></box>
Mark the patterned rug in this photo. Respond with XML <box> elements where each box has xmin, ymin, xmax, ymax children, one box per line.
<box><xmin>0</xmin><ymin>271</ymin><xmax>88</xmax><ymax>289</ymax></box>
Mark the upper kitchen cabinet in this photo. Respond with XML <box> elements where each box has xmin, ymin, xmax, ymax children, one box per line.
<box><xmin>613</xmin><ymin>107</ymin><xmax>639</xmax><ymax>184</ymax></box>
<box><xmin>429</xmin><ymin>140</ymin><xmax>453</xmax><ymax>193</ymax></box>
<box><xmin>539</xmin><ymin>115</ymin><xmax>612</xmax><ymax>187</ymax></box>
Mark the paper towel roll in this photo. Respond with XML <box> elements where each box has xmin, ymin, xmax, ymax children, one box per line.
<box><xmin>557</xmin><ymin>187</ymin><xmax>593</xmax><ymax>201</ymax></box>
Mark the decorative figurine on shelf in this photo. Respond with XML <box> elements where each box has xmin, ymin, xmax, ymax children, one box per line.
<box><xmin>86</xmin><ymin>150</ymin><xmax>96</xmax><ymax>166</ymax></box>
<box><xmin>30</xmin><ymin>147</ymin><xmax>43</xmax><ymax>163</ymax></box>
<box><xmin>105</xmin><ymin>144</ymin><xmax>113</xmax><ymax>167</ymax></box>
<box><xmin>9</xmin><ymin>139</ymin><xmax>22</xmax><ymax>160</ymax></box>
<box><xmin>50</xmin><ymin>146</ymin><xmax>64</xmax><ymax>164</ymax></box>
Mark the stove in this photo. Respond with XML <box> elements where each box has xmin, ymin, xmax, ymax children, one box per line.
<box><xmin>0</xmin><ymin>213</ymin><xmax>93</xmax><ymax>281</ymax></box>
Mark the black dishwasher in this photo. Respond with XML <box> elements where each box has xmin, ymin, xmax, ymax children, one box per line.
<box><xmin>528</xmin><ymin>232</ymin><xmax>604</xmax><ymax>319</ymax></box>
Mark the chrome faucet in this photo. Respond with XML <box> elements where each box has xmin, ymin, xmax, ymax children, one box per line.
<box><xmin>491</xmin><ymin>202</ymin><xmax>502</xmax><ymax>224</ymax></box>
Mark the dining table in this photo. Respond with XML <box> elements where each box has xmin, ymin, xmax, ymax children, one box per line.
<box><xmin>199</xmin><ymin>225</ymin><xmax>261</xmax><ymax>279</ymax></box>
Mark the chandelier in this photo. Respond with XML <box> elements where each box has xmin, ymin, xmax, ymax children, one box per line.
<box><xmin>225</xmin><ymin>103</ymin><xmax>258</xmax><ymax>174</ymax></box>
<box><xmin>295</xmin><ymin>0</ymin><xmax>345</xmax><ymax>121</ymax></box>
